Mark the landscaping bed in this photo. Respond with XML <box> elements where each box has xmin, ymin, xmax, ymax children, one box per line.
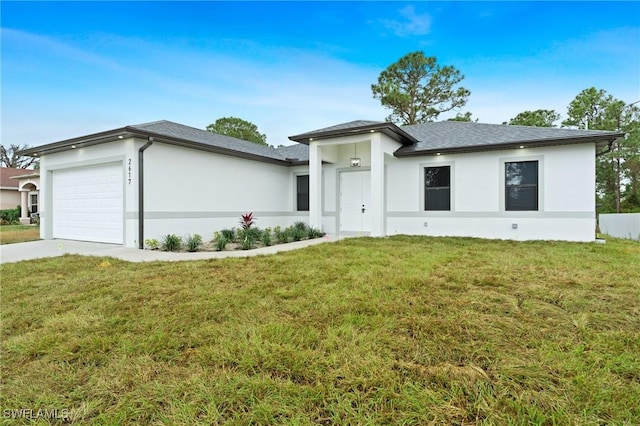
<box><xmin>144</xmin><ymin>214</ymin><xmax>324</xmax><ymax>253</ymax></box>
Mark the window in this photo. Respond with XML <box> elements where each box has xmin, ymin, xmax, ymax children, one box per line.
<box><xmin>424</xmin><ymin>166</ymin><xmax>450</xmax><ymax>211</ymax></box>
<box><xmin>296</xmin><ymin>175</ymin><xmax>309</xmax><ymax>211</ymax></box>
<box><xmin>30</xmin><ymin>193</ymin><xmax>38</xmax><ymax>214</ymax></box>
<box><xmin>505</xmin><ymin>161</ymin><xmax>538</xmax><ymax>211</ymax></box>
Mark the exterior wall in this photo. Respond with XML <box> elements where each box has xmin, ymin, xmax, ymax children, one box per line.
<box><xmin>0</xmin><ymin>189</ymin><xmax>21</xmax><ymax>210</ymax></box>
<box><xmin>384</xmin><ymin>143</ymin><xmax>596</xmax><ymax>242</ymax></box>
<box><xmin>140</xmin><ymin>143</ymin><xmax>306</xmax><ymax>245</ymax></box>
<box><xmin>599</xmin><ymin>213</ymin><xmax>640</xmax><ymax>240</ymax></box>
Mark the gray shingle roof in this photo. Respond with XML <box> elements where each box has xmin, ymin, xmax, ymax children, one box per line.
<box><xmin>288</xmin><ymin>120</ymin><xmax>417</xmax><ymax>145</ymax></box>
<box><xmin>276</xmin><ymin>144</ymin><xmax>309</xmax><ymax>162</ymax></box>
<box><xmin>129</xmin><ymin>120</ymin><xmax>287</xmax><ymax>162</ymax></box>
<box><xmin>299</xmin><ymin>120</ymin><xmax>384</xmax><ymax>135</ymax></box>
<box><xmin>396</xmin><ymin>121</ymin><xmax>622</xmax><ymax>155</ymax></box>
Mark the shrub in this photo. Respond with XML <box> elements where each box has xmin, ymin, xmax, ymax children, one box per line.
<box><xmin>307</xmin><ymin>227</ymin><xmax>325</xmax><ymax>239</ymax></box>
<box><xmin>239</xmin><ymin>212</ymin><xmax>255</xmax><ymax>229</ymax></box>
<box><xmin>0</xmin><ymin>207</ymin><xmax>21</xmax><ymax>225</ymax></box>
<box><xmin>145</xmin><ymin>238</ymin><xmax>160</xmax><ymax>250</ymax></box>
<box><xmin>220</xmin><ymin>228</ymin><xmax>236</xmax><ymax>242</ymax></box>
<box><xmin>161</xmin><ymin>234</ymin><xmax>182</xmax><ymax>252</ymax></box>
<box><xmin>185</xmin><ymin>234</ymin><xmax>203</xmax><ymax>252</ymax></box>
<box><xmin>291</xmin><ymin>226</ymin><xmax>306</xmax><ymax>242</ymax></box>
<box><xmin>246</xmin><ymin>227</ymin><xmax>263</xmax><ymax>241</ymax></box>
<box><xmin>293</xmin><ymin>221</ymin><xmax>309</xmax><ymax>232</ymax></box>
<box><xmin>262</xmin><ymin>227</ymin><xmax>272</xmax><ymax>246</ymax></box>
<box><xmin>240</xmin><ymin>235</ymin><xmax>254</xmax><ymax>250</ymax></box>
<box><xmin>274</xmin><ymin>226</ymin><xmax>290</xmax><ymax>244</ymax></box>
<box><xmin>215</xmin><ymin>235</ymin><xmax>229</xmax><ymax>251</ymax></box>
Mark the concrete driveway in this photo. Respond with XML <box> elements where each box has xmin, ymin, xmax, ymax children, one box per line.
<box><xmin>0</xmin><ymin>236</ymin><xmax>335</xmax><ymax>264</ymax></box>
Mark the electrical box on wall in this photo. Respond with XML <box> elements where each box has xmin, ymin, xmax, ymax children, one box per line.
<box><xmin>512</xmin><ymin>223</ymin><xmax>518</xmax><ymax>230</ymax></box>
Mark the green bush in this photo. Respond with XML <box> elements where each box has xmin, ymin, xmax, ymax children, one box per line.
<box><xmin>220</xmin><ymin>228</ymin><xmax>236</xmax><ymax>242</ymax></box>
<box><xmin>307</xmin><ymin>227</ymin><xmax>325</xmax><ymax>239</ymax></box>
<box><xmin>0</xmin><ymin>206</ymin><xmax>21</xmax><ymax>225</ymax></box>
<box><xmin>274</xmin><ymin>226</ymin><xmax>289</xmax><ymax>244</ymax></box>
<box><xmin>144</xmin><ymin>238</ymin><xmax>160</xmax><ymax>250</ymax></box>
<box><xmin>161</xmin><ymin>234</ymin><xmax>182</xmax><ymax>252</ymax></box>
<box><xmin>291</xmin><ymin>226</ymin><xmax>306</xmax><ymax>241</ymax></box>
<box><xmin>262</xmin><ymin>227</ymin><xmax>272</xmax><ymax>246</ymax></box>
<box><xmin>215</xmin><ymin>235</ymin><xmax>229</xmax><ymax>251</ymax></box>
<box><xmin>185</xmin><ymin>234</ymin><xmax>202</xmax><ymax>252</ymax></box>
<box><xmin>240</xmin><ymin>235</ymin><xmax>254</xmax><ymax>250</ymax></box>
<box><xmin>293</xmin><ymin>221</ymin><xmax>309</xmax><ymax>232</ymax></box>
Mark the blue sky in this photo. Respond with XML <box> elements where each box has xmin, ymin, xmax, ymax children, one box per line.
<box><xmin>2</xmin><ymin>1</ymin><xmax>639</xmax><ymax>147</ymax></box>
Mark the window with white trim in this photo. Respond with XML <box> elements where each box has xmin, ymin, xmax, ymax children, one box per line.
<box><xmin>30</xmin><ymin>193</ymin><xmax>38</xmax><ymax>214</ymax></box>
<box><xmin>424</xmin><ymin>166</ymin><xmax>451</xmax><ymax>211</ymax></box>
<box><xmin>505</xmin><ymin>161</ymin><xmax>538</xmax><ymax>211</ymax></box>
<box><xmin>296</xmin><ymin>175</ymin><xmax>309</xmax><ymax>211</ymax></box>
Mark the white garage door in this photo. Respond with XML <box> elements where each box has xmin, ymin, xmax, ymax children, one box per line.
<box><xmin>53</xmin><ymin>162</ymin><xmax>124</xmax><ymax>244</ymax></box>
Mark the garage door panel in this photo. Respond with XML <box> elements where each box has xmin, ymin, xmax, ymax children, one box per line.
<box><xmin>53</xmin><ymin>163</ymin><xmax>123</xmax><ymax>244</ymax></box>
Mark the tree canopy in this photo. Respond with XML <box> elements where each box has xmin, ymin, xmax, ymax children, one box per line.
<box><xmin>1</xmin><ymin>144</ymin><xmax>39</xmax><ymax>169</ymax></box>
<box><xmin>562</xmin><ymin>87</ymin><xmax>640</xmax><ymax>213</ymax></box>
<box><xmin>371</xmin><ymin>51</ymin><xmax>470</xmax><ymax>124</ymax></box>
<box><xmin>447</xmin><ymin>112</ymin><xmax>477</xmax><ymax>122</ymax></box>
<box><xmin>207</xmin><ymin>117</ymin><xmax>267</xmax><ymax>146</ymax></box>
<box><xmin>508</xmin><ymin>109</ymin><xmax>560</xmax><ymax>127</ymax></box>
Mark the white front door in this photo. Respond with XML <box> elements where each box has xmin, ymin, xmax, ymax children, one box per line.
<box><xmin>340</xmin><ymin>170</ymin><xmax>371</xmax><ymax>233</ymax></box>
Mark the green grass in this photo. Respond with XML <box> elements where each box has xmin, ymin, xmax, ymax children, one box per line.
<box><xmin>1</xmin><ymin>236</ymin><xmax>639</xmax><ymax>425</ymax></box>
<box><xmin>0</xmin><ymin>225</ymin><xmax>40</xmax><ymax>245</ymax></box>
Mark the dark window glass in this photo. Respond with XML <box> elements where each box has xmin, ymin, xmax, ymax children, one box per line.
<box><xmin>425</xmin><ymin>166</ymin><xmax>450</xmax><ymax>211</ymax></box>
<box><xmin>297</xmin><ymin>175</ymin><xmax>309</xmax><ymax>211</ymax></box>
<box><xmin>30</xmin><ymin>193</ymin><xmax>38</xmax><ymax>214</ymax></box>
<box><xmin>505</xmin><ymin>161</ymin><xmax>538</xmax><ymax>211</ymax></box>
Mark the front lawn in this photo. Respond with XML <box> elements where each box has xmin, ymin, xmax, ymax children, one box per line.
<box><xmin>1</xmin><ymin>236</ymin><xmax>639</xmax><ymax>424</ymax></box>
<box><xmin>0</xmin><ymin>224</ymin><xmax>40</xmax><ymax>245</ymax></box>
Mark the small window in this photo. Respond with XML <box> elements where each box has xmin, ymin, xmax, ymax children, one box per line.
<box><xmin>424</xmin><ymin>166</ymin><xmax>450</xmax><ymax>211</ymax></box>
<box><xmin>30</xmin><ymin>193</ymin><xmax>38</xmax><ymax>214</ymax></box>
<box><xmin>296</xmin><ymin>175</ymin><xmax>309</xmax><ymax>211</ymax></box>
<box><xmin>505</xmin><ymin>161</ymin><xmax>538</xmax><ymax>211</ymax></box>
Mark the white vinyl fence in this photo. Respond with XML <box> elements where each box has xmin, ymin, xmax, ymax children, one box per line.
<box><xmin>599</xmin><ymin>213</ymin><xmax>640</xmax><ymax>241</ymax></box>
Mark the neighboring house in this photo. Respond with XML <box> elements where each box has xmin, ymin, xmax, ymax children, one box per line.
<box><xmin>0</xmin><ymin>167</ymin><xmax>40</xmax><ymax>223</ymax></box>
<box><xmin>20</xmin><ymin>120</ymin><xmax>622</xmax><ymax>247</ymax></box>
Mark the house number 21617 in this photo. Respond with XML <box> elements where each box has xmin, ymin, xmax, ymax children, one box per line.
<box><xmin>128</xmin><ymin>159</ymin><xmax>132</xmax><ymax>185</ymax></box>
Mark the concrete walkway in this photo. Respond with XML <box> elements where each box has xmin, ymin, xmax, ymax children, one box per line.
<box><xmin>0</xmin><ymin>235</ymin><xmax>340</xmax><ymax>264</ymax></box>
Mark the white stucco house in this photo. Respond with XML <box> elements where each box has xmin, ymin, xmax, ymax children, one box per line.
<box><xmin>20</xmin><ymin>119</ymin><xmax>623</xmax><ymax>248</ymax></box>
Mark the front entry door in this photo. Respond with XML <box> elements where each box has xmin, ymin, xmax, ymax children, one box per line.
<box><xmin>340</xmin><ymin>171</ymin><xmax>371</xmax><ymax>233</ymax></box>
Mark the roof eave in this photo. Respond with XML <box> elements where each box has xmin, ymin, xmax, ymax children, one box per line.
<box><xmin>289</xmin><ymin>123</ymin><xmax>418</xmax><ymax>146</ymax></box>
<box><xmin>17</xmin><ymin>127</ymin><xmax>292</xmax><ymax>166</ymax></box>
<box><xmin>17</xmin><ymin>127</ymin><xmax>136</xmax><ymax>157</ymax></box>
<box><xmin>125</xmin><ymin>128</ymin><xmax>291</xmax><ymax>166</ymax></box>
<box><xmin>394</xmin><ymin>133</ymin><xmax>625</xmax><ymax>157</ymax></box>
<box><xmin>9</xmin><ymin>173</ymin><xmax>40</xmax><ymax>179</ymax></box>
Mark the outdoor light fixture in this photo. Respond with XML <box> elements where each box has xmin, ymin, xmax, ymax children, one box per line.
<box><xmin>350</xmin><ymin>143</ymin><xmax>361</xmax><ymax>167</ymax></box>
<box><xmin>71</xmin><ymin>145</ymin><xmax>77</xmax><ymax>149</ymax></box>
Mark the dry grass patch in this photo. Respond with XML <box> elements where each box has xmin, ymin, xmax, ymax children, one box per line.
<box><xmin>0</xmin><ymin>225</ymin><xmax>40</xmax><ymax>244</ymax></box>
<box><xmin>1</xmin><ymin>236</ymin><xmax>639</xmax><ymax>424</ymax></box>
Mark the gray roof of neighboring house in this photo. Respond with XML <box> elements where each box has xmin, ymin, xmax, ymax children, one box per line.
<box><xmin>396</xmin><ymin>121</ymin><xmax>623</xmax><ymax>155</ymax></box>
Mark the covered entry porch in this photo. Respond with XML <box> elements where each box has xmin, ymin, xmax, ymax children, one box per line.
<box><xmin>290</xmin><ymin>121</ymin><xmax>418</xmax><ymax>237</ymax></box>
